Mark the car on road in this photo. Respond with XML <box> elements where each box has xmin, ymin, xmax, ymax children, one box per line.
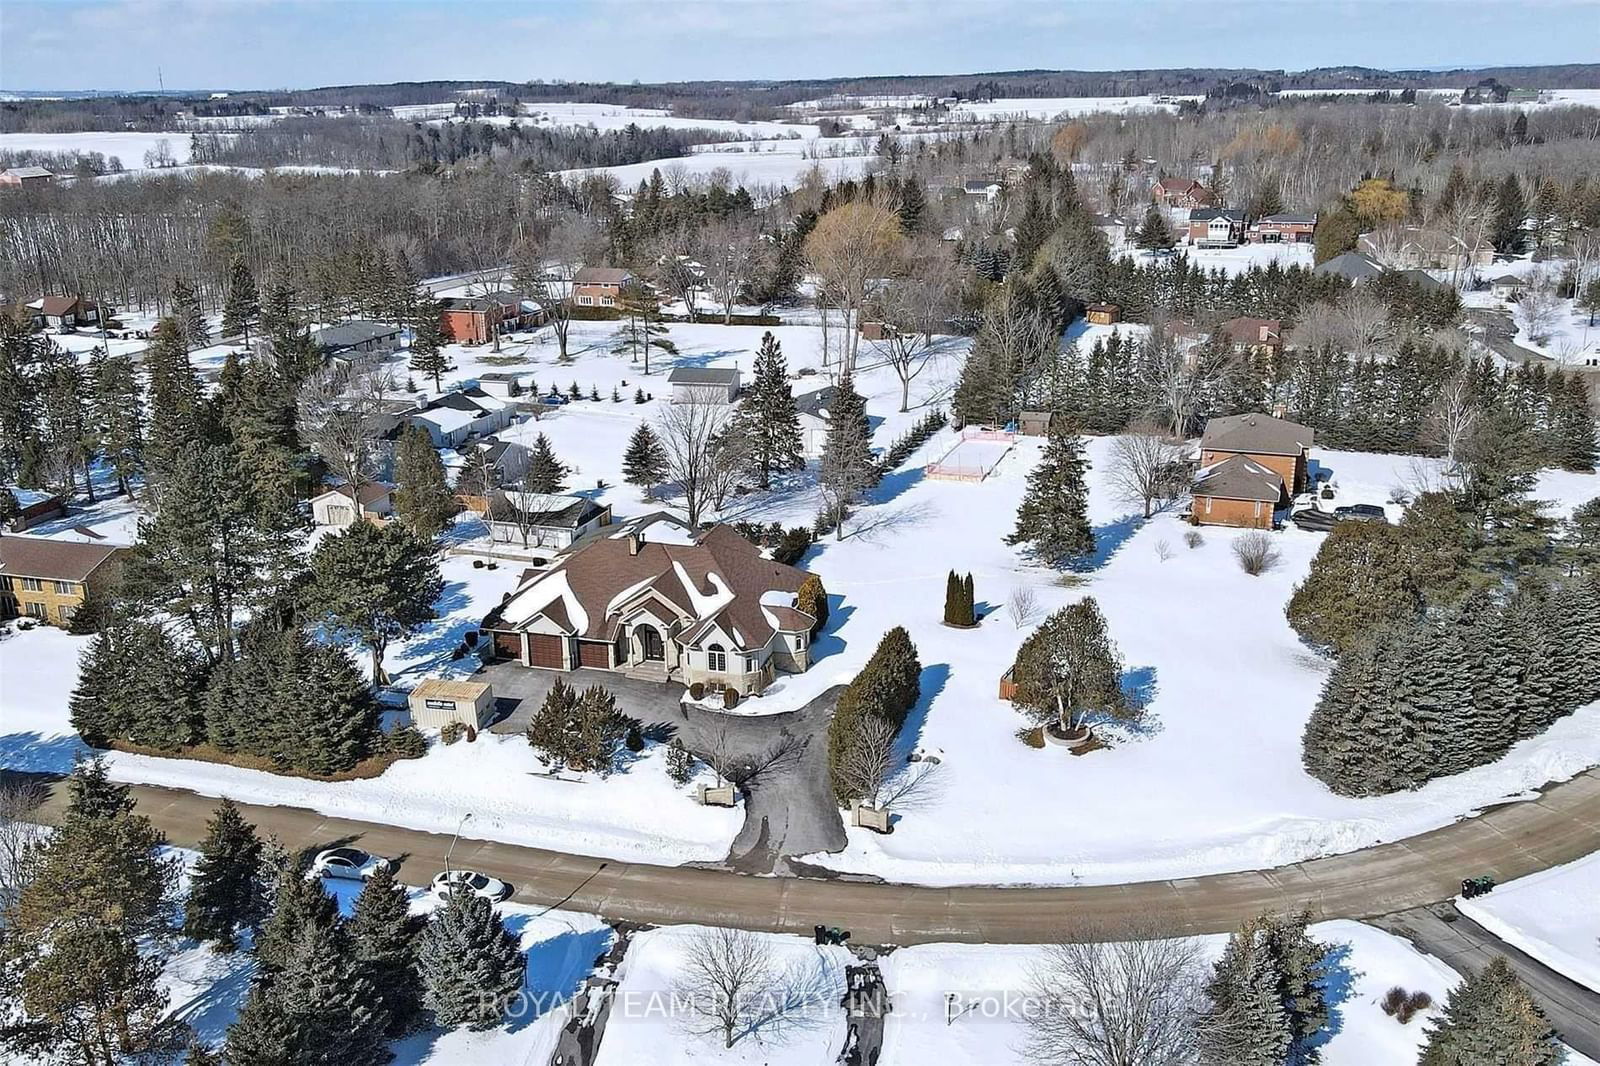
<box><xmin>1291</xmin><ymin>508</ymin><xmax>1338</xmax><ymax>532</ymax></box>
<box><xmin>311</xmin><ymin>847</ymin><xmax>391</xmax><ymax>882</ymax></box>
<box><xmin>1333</xmin><ymin>503</ymin><xmax>1388</xmax><ymax>523</ymax></box>
<box><xmin>432</xmin><ymin>869</ymin><xmax>513</xmax><ymax>902</ymax></box>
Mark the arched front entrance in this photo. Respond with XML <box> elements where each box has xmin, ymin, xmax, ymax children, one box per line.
<box><xmin>635</xmin><ymin>624</ymin><xmax>665</xmax><ymax>662</ymax></box>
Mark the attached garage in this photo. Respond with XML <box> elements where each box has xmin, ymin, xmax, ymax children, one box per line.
<box><xmin>527</xmin><ymin>633</ymin><xmax>566</xmax><ymax>670</ymax></box>
<box><xmin>576</xmin><ymin>640</ymin><xmax>612</xmax><ymax>670</ymax></box>
<box><xmin>491</xmin><ymin>631</ymin><xmax>523</xmax><ymax>662</ymax></box>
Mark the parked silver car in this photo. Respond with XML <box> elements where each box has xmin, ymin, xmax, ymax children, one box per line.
<box><xmin>431</xmin><ymin>869</ymin><xmax>513</xmax><ymax>902</ymax></box>
<box><xmin>311</xmin><ymin>847</ymin><xmax>392</xmax><ymax>882</ymax></box>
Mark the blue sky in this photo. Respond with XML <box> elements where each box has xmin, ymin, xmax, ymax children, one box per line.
<box><xmin>2</xmin><ymin>0</ymin><xmax>1597</xmax><ymax>93</ymax></box>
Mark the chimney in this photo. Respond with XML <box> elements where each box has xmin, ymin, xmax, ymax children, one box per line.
<box><xmin>626</xmin><ymin>531</ymin><xmax>642</xmax><ymax>556</ymax></box>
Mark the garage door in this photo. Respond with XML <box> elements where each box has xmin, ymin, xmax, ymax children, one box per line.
<box><xmin>528</xmin><ymin>634</ymin><xmax>565</xmax><ymax>669</ymax></box>
<box><xmin>491</xmin><ymin>631</ymin><xmax>522</xmax><ymax>661</ymax></box>
<box><xmin>577</xmin><ymin>641</ymin><xmax>611</xmax><ymax>670</ymax></box>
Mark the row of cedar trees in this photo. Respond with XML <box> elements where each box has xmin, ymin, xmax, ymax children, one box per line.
<box><xmin>0</xmin><ymin>759</ymin><xmax>526</xmax><ymax>1064</ymax></box>
<box><xmin>1290</xmin><ymin>418</ymin><xmax>1600</xmax><ymax>796</ymax></box>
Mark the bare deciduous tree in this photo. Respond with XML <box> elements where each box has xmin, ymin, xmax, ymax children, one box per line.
<box><xmin>1332</xmin><ymin>288</ymin><xmax>1394</xmax><ymax>361</ymax></box>
<box><xmin>833</xmin><ymin>715</ymin><xmax>942</xmax><ymax>810</ymax></box>
<box><xmin>1023</xmin><ymin>922</ymin><xmax>1212</xmax><ymax>1066</ymax></box>
<box><xmin>0</xmin><ymin>778</ymin><xmax>46</xmax><ymax>912</ymax></box>
<box><xmin>1008</xmin><ymin>584</ymin><xmax>1041</xmax><ymax>628</ymax></box>
<box><xmin>1421</xmin><ymin>368</ymin><xmax>1479</xmax><ymax>464</ymax></box>
<box><xmin>1516</xmin><ymin>271</ymin><xmax>1561</xmax><ymax>345</ymax></box>
<box><xmin>297</xmin><ymin>356</ymin><xmax>398</xmax><ymax>499</ymax></box>
<box><xmin>655</xmin><ymin>399</ymin><xmax>732</xmax><ymax>528</ymax></box>
<box><xmin>804</xmin><ymin>200</ymin><xmax>905</xmax><ymax>370</ymax></box>
<box><xmin>701</xmin><ymin>219</ymin><xmax>764</xmax><ymax>324</ymax></box>
<box><xmin>674</xmin><ymin>926</ymin><xmax>779</xmax><ymax>1049</ymax></box>
<box><xmin>869</xmin><ymin>260</ymin><xmax>955</xmax><ymax>411</ymax></box>
<box><xmin>1107</xmin><ymin>424</ymin><xmax>1188</xmax><ymax>518</ymax></box>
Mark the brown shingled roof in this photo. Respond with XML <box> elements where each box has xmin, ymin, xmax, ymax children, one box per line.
<box><xmin>0</xmin><ymin>536</ymin><xmax>122</xmax><ymax>582</ymax></box>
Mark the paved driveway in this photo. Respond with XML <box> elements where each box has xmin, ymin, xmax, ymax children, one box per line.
<box><xmin>478</xmin><ymin>661</ymin><xmax>846</xmax><ymax>871</ymax></box>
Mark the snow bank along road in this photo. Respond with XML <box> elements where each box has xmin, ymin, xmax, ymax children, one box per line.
<box><xmin>17</xmin><ymin>768</ymin><xmax>1600</xmax><ymax>945</ymax></box>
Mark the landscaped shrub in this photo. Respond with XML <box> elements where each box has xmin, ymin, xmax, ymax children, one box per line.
<box><xmin>797</xmin><ymin>574</ymin><xmax>829</xmax><ymax>634</ymax></box>
<box><xmin>624</xmin><ymin>725</ymin><xmax>645</xmax><ymax>753</ymax></box>
<box><xmin>1382</xmin><ymin>986</ymin><xmax>1408</xmax><ymax>1016</ymax></box>
<box><xmin>440</xmin><ymin>722</ymin><xmax>465</xmax><ymax>745</ymax></box>
<box><xmin>689</xmin><ymin>681</ymin><xmax>706</xmax><ymax>701</ymax></box>
<box><xmin>384</xmin><ymin>724</ymin><xmax>428</xmax><ymax>759</ymax></box>
<box><xmin>943</xmin><ymin>571</ymin><xmax>976</xmax><ymax>626</ymax></box>
<box><xmin>723</xmin><ymin>688</ymin><xmax>740</xmax><ymax>710</ymax></box>
<box><xmin>1184</xmin><ymin>530</ymin><xmax>1204</xmax><ymax>549</ymax></box>
<box><xmin>1398</xmin><ymin>990</ymin><xmax>1432</xmax><ymax>1024</ymax></box>
<box><xmin>826</xmin><ymin>627</ymin><xmax>921</xmax><ymax>804</ymax></box>
<box><xmin>1017</xmin><ymin>725</ymin><xmax>1046</xmax><ymax>749</ymax></box>
<box><xmin>1233</xmin><ymin>531</ymin><xmax>1281</xmax><ymax>575</ymax></box>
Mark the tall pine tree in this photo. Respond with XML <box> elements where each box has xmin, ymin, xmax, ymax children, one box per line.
<box><xmin>1007</xmin><ymin>424</ymin><xmax>1094</xmax><ymax>565</ymax></box>
<box><xmin>416</xmin><ymin>887</ymin><xmax>526</xmax><ymax>1028</ymax></box>
<box><xmin>183</xmin><ymin>797</ymin><xmax>270</xmax><ymax>950</ymax></box>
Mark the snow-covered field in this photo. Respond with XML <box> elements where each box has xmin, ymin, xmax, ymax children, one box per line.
<box><xmin>560</xmin><ymin>149</ymin><xmax>868</xmax><ymax>192</ymax></box>
<box><xmin>946</xmin><ymin>95</ymin><xmax>1200</xmax><ymax>120</ymax></box>
<box><xmin>0</xmin><ymin>130</ymin><xmax>196</xmax><ymax>168</ymax></box>
<box><xmin>2</xmin><ymin>308</ymin><xmax>1596</xmax><ymax>886</ymax></box>
<box><xmin>1124</xmin><ymin>241</ymin><xmax>1317</xmax><ymax>277</ymax></box>
<box><xmin>1457</xmin><ymin>850</ymin><xmax>1600</xmax><ymax>993</ymax></box>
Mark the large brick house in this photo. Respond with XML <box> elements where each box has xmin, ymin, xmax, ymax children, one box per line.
<box><xmin>480</xmin><ymin>518</ymin><xmax>817</xmax><ymax>695</ymax></box>
<box><xmin>0</xmin><ymin>536</ymin><xmax>126</xmax><ymax>625</ymax></box>
<box><xmin>1191</xmin><ymin>412</ymin><xmax>1315</xmax><ymax>528</ymax></box>
<box><xmin>1217</xmin><ymin>317</ymin><xmax>1286</xmax><ymax>355</ymax></box>
<box><xmin>28</xmin><ymin>295</ymin><xmax>109</xmax><ymax>331</ymax></box>
<box><xmin>572</xmin><ymin>267</ymin><xmax>634</xmax><ymax>308</ymax></box>
<box><xmin>439</xmin><ymin>292</ymin><xmax>536</xmax><ymax>345</ymax></box>
<box><xmin>1186</xmin><ymin>208</ymin><xmax>1247</xmax><ymax>247</ymax></box>
<box><xmin>1152</xmin><ymin>177</ymin><xmax>1214</xmax><ymax>210</ymax></box>
<box><xmin>1248</xmin><ymin>212</ymin><xmax>1317</xmax><ymax>243</ymax></box>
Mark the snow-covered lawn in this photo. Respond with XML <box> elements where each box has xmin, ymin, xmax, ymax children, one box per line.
<box><xmin>0</xmin><ymin>130</ymin><xmax>197</xmax><ymax>169</ymax></box>
<box><xmin>1457</xmin><ymin>850</ymin><xmax>1600</xmax><ymax>993</ymax></box>
<box><xmin>878</xmin><ymin>919</ymin><xmax>1596</xmax><ymax>1066</ymax></box>
<box><xmin>596</xmin><ymin>925</ymin><xmax>852</xmax><ymax>1066</ymax></box>
<box><xmin>1124</xmin><ymin>241</ymin><xmax>1316</xmax><ymax>277</ymax></box>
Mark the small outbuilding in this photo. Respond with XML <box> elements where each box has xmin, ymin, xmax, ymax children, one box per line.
<box><xmin>1085</xmin><ymin>303</ymin><xmax>1121</xmax><ymax>326</ymax></box>
<box><xmin>1017</xmin><ymin>410</ymin><xmax>1054</xmax><ymax>437</ymax></box>
<box><xmin>668</xmin><ymin>367</ymin><xmax>741</xmax><ymax>404</ymax></box>
<box><xmin>407</xmin><ymin>678</ymin><xmax>494</xmax><ymax>730</ymax></box>
<box><xmin>1489</xmin><ymin>273</ymin><xmax>1523</xmax><ymax>300</ymax></box>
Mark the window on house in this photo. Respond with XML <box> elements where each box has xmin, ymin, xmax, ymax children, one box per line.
<box><xmin>707</xmin><ymin>643</ymin><xmax>727</xmax><ymax>672</ymax></box>
<box><xmin>57</xmin><ymin>604</ymin><xmax>72</xmax><ymax>622</ymax></box>
<box><xmin>20</xmin><ymin>578</ymin><xmax>42</xmax><ymax>592</ymax></box>
<box><xmin>54</xmin><ymin>580</ymin><xmax>74</xmax><ymax>595</ymax></box>
<box><xmin>0</xmin><ymin>576</ymin><xmax>11</xmax><ymax>590</ymax></box>
<box><xmin>24</xmin><ymin>602</ymin><xmax>45</xmax><ymax>619</ymax></box>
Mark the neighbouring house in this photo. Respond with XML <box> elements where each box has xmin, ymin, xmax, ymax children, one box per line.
<box><xmin>439</xmin><ymin>292</ymin><xmax>536</xmax><ymax>345</ymax></box>
<box><xmin>480</xmin><ymin>521</ymin><xmax>816</xmax><ymax>695</ymax></box>
<box><xmin>1187</xmin><ymin>208</ymin><xmax>1248</xmax><ymax>247</ymax></box>
<box><xmin>485</xmin><ymin>491</ymin><xmax>612</xmax><ymax>552</ymax></box>
<box><xmin>962</xmin><ymin>179</ymin><xmax>1003</xmax><ymax>202</ymax></box>
<box><xmin>1248</xmin><ymin>212</ymin><xmax>1318</xmax><ymax>243</ymax></box>
<box><xmin>27</xmin><ymin>295</ymin><xmax>108</xmax><ymax>331</ymax></box>
<box><xmin>1489</xmin><ymin>273</ymin><xmax>1524</xmax><ymax>300</ymax></box>
<box><xmin>1085</xmin><ymin>303</ymin><xmax>1121</xmax><ymax>326</ymax></box>
<box><xmin>312</xmin><ymin>320</ymin><xmax>402</xmax><ymax>360</ymax></box>
<box><xmin>407</xmin><ymin>678</ymin><xmax>494</xmax><ymax>731</ymax></box>
<box><xmin>1198</xmin><ymin>411</ymin><xmax>1315</xmax><ymax>496</ymax></box>
<box><xmin>1152</xmin><ymin>177</ymin><xmax>1214</xmax><ymax>210</ymax></box>
<box><xmin>406</xmin><ymin>388</ymin><xmax>516</xmax><ymax>448</ymax></box>
<box><xmin>1314</xmin><ymin>251</ymin><xmax>1385</xmax><ymax>284</ymax></box>
<box><xmin>474</xmin><ymin>372</ymin><xmax>525</xmax><ymax>398</ymax></box>
<box><xmin>1217</xmin><ymin>317</ymin><xmax>1285</xmax><ymax>354</ymax></box>
<box><xmin>0</xmin><ymin>536</ymin><xmax>126</xmax><ymax>625</ymax></box>
<box><xmin>458</xmin><ymin>436</ymin><xmax>532</xmax><ymax>487</ymax></box>
<box><xmin>1017</xmin><ymin>410</ymin><xmax>1054</xmax><ymax>437</ymax></box>
<box><xmin>668</xmin><ymin>367</ymin><xmax>741</xmax><ymax>404</ymax></box>
<box><xmin>310</xmin><ymin>483</ymin><xmax>394</xmax><ymax>527</ymax></box>
<box><xmin>2</xmin><ymin>487</ymin><xmax>66</xmax><ymax>531</ymax></box>
<box><xmin>1091</xmin><ymin>213</ymin><xmax>1127</xmax><ymax>247</ymax></box>
<box><xmin>572</xmin><ymin>267</ymin><xmax>634</xmax><ymax>307</ymax></box>
<box><xmin>1358</xmin><ymin>226</ymin><xmax>1492</xmax><ymax>274</ymax></box>
<box><xmin>0</xmin><ymin>166</ymin><xmax>54</xmax><ymax>187</ymax></box>
<box><xmin>795</xmin><ymin>385</ymin><xmax>842</xmax><ymax>458</ymax></box>
<box><xmin>1190</xmin><ymin>454</ymin><xmax>1290</xmax><ymax>530</ymax></box>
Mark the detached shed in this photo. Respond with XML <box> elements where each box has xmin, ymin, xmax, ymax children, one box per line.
<box><xmin>1017</xmin><ymin>410</ymin><xmax>1054</xmax><ymax>437</ymax></box>
<box><xmin>408</xmin><ymin>679</ymin><xmax>494</xmax><ymax>730</ymax></box>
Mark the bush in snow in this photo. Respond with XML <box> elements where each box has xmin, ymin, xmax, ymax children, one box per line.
<box><xmin>1232</xmin><ymin>531</ymin><xmax>1280</xmax><ymax>575</ymax></box>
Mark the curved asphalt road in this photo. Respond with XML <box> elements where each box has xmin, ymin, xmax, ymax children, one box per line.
<box><xmin>20</xmin><ymin>767</ymin><xmax>1600</xmax><ymax>946</ymax></box>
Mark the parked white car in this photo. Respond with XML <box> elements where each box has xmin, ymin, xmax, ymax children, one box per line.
<box><xmin>311</xmin><ymin>847</ymin><xmax>391</xmax><ymax>882</ymax></box>
<box><xmin>431</xmin><ymin>869</ymin><xmax>512</xmax><ymax>902</ymax></box>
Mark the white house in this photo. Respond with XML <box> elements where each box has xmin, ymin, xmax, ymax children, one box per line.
<box><xmin>794</xmin><ymin>385</ymin><xmax>841</xmax><ymax>459</ymax></box>
<box><xmin>485</xmin><ymin>491</ymin><xmax>612</xmax><ymax>552</ymax></box>
<box><xmin>458</xmin><ymin>437</ymin><xmax>531</xmax><ymax>487</ymax></box>
<box><xmin>1489</xmin><ymin>273</ymin><xmax>1524</xmax><ymax>300</ymax></box>
<box><xmin>310</xmin><ymin>483</ymin><xmax>394</xmax><ymax>527</ymax></box>
<box><xmin>406</xmin><ymin>388</ymin><xmax>516</xmax><ymax>448</ymax></box>
<box><xmin>474</xmin><ymin>372</ymin><xmax>525</xmax><ymax>398</ymax></box>
<box><xmin>667</xmin><ymin>367</ymin><xmax>741</xmax><ymax>404</ymax></box>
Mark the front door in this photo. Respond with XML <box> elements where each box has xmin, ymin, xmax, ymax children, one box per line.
<box><xmin>636</xmin><ymin>624</ymin><xmax>664</xmax><ymax>662</ymax></box>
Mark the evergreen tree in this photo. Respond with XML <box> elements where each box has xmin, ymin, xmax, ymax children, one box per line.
<box><xmin>622</xmin><ymin>423</ymin><xmax>668</xmax><ymax>498</ymax></box>
<box><xmin>1200</xmin><ymin>919</ymin><xmax>1293</xmax><ymax>1066</ymax></box>
<box><xmin>818</xmin><ymin>366</ymin><xmax>874</xmax><ymax>537</ymax></box>
<box><xmin>1007</xmin><ymin>424</ymin><xmax>1094</xmax><ymax>565</ymax></box>
<box><xmin>69</xmin><ymin>616</ymin><xmax>203</xmax><ymax>750</ymax></box>
<box><xmin>393</xmin><ymin>425</ymin><xmax>453</xmax><ymax>539</ymax></box>
<box><xmin>171</xmin><ymin>278</ymin><xmax>209</xmax><ymax>351</ymax></box>
<box><xmin>349</xmin><ymin>864</ymin><xmax>425</xmax><ymax>1036</ymax></box>
<box><xmin>797</xmin><ymin>573</ymin><xmax>829</xmax><ymax>634</ymax></box>
<box><xmin>416</xmin><ymin>886</ymin><xmax>527</xmax><ymax>1029</ymax></box>
<box><xmin>1286</xmin><ymin>522</ymin><xmax>1423</xmax><ymax>654</ymax></box>
<box><xmin>1490</xmin><ymin>174</ymin><xmax>1527</xmax><ymax>255</ymax></box>
<box><xmin>1303</xmin><ymin>624</ymin><xmax>1428</xmax><ymax>795</ymax></box>
<box><xmin>408</xmin><ymin>294</ymin><xmax>452</xmax><ymax>390</ymax></box>
<box><xmin>141</xmin><ymin>317</ymin><xmax>206</xmax><ymax>474</ymax></box>
<box><xmin>304</xmin><ymin>522</ymin><xmax>442</xmax><ymax>686</ymax></box>
<box><xmin>92</xmin><ymin>351</ymin><xmax>143</xmax><ymax>496</ymax></box>
<box><xmin>183</xmin><ymin>797</ymin><xmax>270</xmax><ymax>950</ymax></box>
<box><xmin>275</xmin><ymin>632</ymin><xmax>383</xmax><ymax>774</ymax></box>
<box><xmin>226</xmin><ymin>920</ymin><xmax>391</xmax><ymax>1066</ymax></box>
<box><xmin>524</xmin><ymin>681</ymin><xmax>637</xmax><ymax>774</ymax></box>
<box><xmin>1134</xmin><ymin>206</ymin><xmax>1176</xmax><ymax>251</ymax></box>
<box><xmin>222</xmin><ymin>259</ymin><xmax>260</xmax><ymax>343</ymax></box>
<box><xmin>744</xmin><ymin>331</ymin><xmax>805</xmax><ymax>487</ymax></box>
<box><xmin>524</xmin><ymin>432</ymin><xmax>569</xmax><ymax>493</ymax></box>
<box><xmin>1419</xmin><ymin>956</ymin><xmax>1561</xmax><ymax>1066</ymax></box>
<box><xmin>1008</xmin><ymin>598</ymin><xmax>1129</xmax><ymax>736</ymax></box>
<box><xmin>253</xmin><ymin>861</ymin><xmax>340</xmax><ymax>980</ymax></box>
